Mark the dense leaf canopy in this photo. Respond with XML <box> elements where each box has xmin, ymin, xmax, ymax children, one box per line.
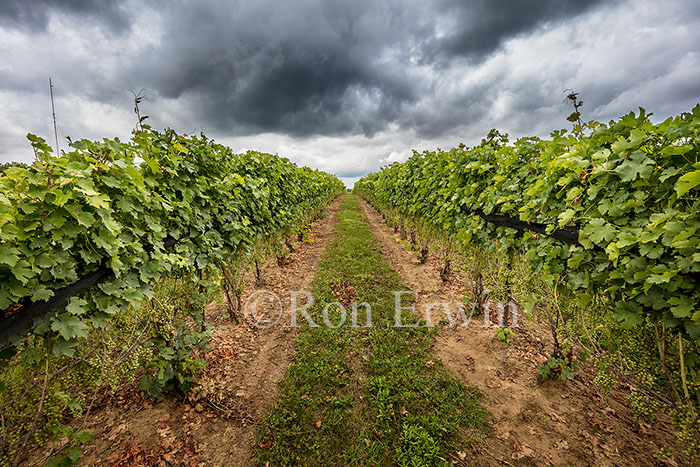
<box><xmin>355</xmin><ymin>106</ymin><xmax>700</xmax><ymax>340</ymax></box>
<box><xmin>0</xmin><ymin>129</ymin><xmax>344</xmax><ymax>350</ymax></box>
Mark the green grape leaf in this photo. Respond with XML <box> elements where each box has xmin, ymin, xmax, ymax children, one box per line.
<box><xmin>582</xmin><ymin>218</ymin><xmax>616</xmax><ymax>245</ymax></box>
<box><xmin>615</xmin><ymin>152</ymin><xmax>654</xmax><ymax>182</ymax></box>
<box><xmin>51</xmin><ymin>314</ymin><xmax>89</xmax><ymax>340</ymax></box>
<box><xmin>669</xmin><ymin>296</ymin><xmax>694</xmax><ymax>318</ymax></box>
<box><xmin>65</xmin><ymin>297</ymin><xmax>88</xmax><ymax>316</ymax></box>
<box><xmin>31</xmin><ymin>287</ymin><xmax>54</xmax><ymax>302</ymax></box>
<box><xmin>11</xmin><ymin>260</ymin><xmax>33</xmax><ymax>284</ymax></box>
<box><xmin>675</xmin><ymin>169</ymin><xmax>700</xmax><ymax>197</ymax></box>
<box><xmin>557</xmin><ymin>209</ymin><xmax>576</xmax><ymax>227</ymax></box>
<box><xmin>0</xmin><ymin>243</ymin><xmax>20</xmax><ymax>267</ymax></box>
<box><xmin>51</xmin><ymin>339</ymin><xmax>77</xmax><ymax>358</ymax></box>
<box><xmin>66</xmin><ymin>204</ymin><xmax>96</xmax><ymax>227</ymax></box>
<box><xmin>613</xmin><ymin>302</ymin><xmax>643</xmax><ymax>329</ymax></box>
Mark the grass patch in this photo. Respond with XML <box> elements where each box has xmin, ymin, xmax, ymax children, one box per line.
<box><xmin>253</xmin><ymin>195</ymin><xmax>488</xmax><ymax>466</ymax></box>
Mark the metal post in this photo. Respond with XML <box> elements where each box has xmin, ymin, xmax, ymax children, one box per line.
<box><xmin>49</xmin><ymin>77</ymin><xmax>59</xmax><ymax>155</ymax></box>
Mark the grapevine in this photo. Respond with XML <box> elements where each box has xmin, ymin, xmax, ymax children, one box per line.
<box><xmin>0</xmin><ymin>127</ymin><xmax>344</xmax><ymax>464</ymax></box>
<box><xmin>354</xmin><ymin>104</ymin><xmax>700</xmax><ymax>456</ymax></box>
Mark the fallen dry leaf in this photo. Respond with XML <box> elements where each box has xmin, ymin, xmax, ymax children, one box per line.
<box><xmin>555</xmin><ymin>439</ymin><xmax>569</xmax><ymax>450</ymax></box>
<box><xmin>542</xmin><ymin>451</ymin><xmax>554</xmax><ymax>465</ymax></box>
<box><xmin>511</xmin><ymin>442</ymin><xmax>534</xmax><ymax>460</ymax></box>
<box><xmin>548</xmin><ymin>411</ymin><xmax>565</xmax><ymax>423</ymax></box>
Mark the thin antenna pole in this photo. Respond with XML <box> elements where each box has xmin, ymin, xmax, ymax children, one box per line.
<box><xmin>49</xmin><ymin>77</ymin><xmax>59</xmax><ymax>155</ymax></box>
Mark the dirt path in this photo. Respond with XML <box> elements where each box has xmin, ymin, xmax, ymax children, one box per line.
<box><xmin>357</xmin><ymin>196</ymin><xmax>685</xmax><ymax>467</ymax></box>
<box><xmin>41</xmin><ymin>198</ymin><xmax>343</xmax><ymax>467</ymax></box>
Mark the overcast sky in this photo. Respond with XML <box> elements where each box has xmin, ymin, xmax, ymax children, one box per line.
<box><xmin>1</xmin><ymin>0</ymin><xmax>699</xmax><ymax>186</ymax></box>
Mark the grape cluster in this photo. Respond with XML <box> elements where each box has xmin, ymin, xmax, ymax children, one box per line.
<box><xmin>151</xmin><ymin>303</ymin><xmax>176</xmax><ymax>338</ymax></box>
<box><xmin>560</xmin><ymin>337</ymin><xmax>574</xmax><ymax>358</ymax></box>
<box><xmin>671</xmin><ymin>404</ymin><xmax>700</xmax><ymax>459</ymax></box>
<box><xmin>628</xmin><ymin>390</ymin><xmax>661</xmax><ymax>421</ymax></box>
<box><xmin>87</xmin><ymin>327</ymin><xmax>155</xmax><ymax>390</ymax></box>
<box><xmin>636</xmin><ymin>370</ymin><xmax>655</xmax><ymax>389</ymax></box>
<box><xmin>594</xmin><ymin>368</ymin><xmax>616</xmax><ymax>396</ymax></box>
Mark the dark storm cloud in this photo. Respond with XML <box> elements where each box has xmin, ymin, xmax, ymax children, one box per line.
<box><xmin>0</xmin><ymin>0</ymin><xmax>130</xmax><ymax>32</ymax></box>
<box><xmin>129</xmin><ymin>0</ymin><xmax>418</xmax><ymax>137</ymax></box>
<box><xmin>125</xmin><ymin>0</ymin><xmax>608</xmax><ymax>138</ymax></box>
<box><xmin>180</xmin><ymin>46</ymin><xmax>404</xmax><ymax>136</ymax></box>
<box><xmin>3</xmin><ymin>0</ymin><xmax>698</xmax><ymax>171</ymax></box>
<box><xmin>0</xmin><ymin>0</ymin><xmax>613</xmax><ymax>138</ymax></box>
<box><xmin>431</xmin><ymin>0</ymin><xmax>610</xmax><ymax>59</ymax></box>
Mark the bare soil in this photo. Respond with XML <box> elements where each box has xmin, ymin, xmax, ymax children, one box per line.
<box><xmin>30</xmin><ymin>198</ymin><xmax>342</xmax><ymax>467</ymax></box>
<box><xmin>357</xmin><ymin>196</ymin><xmax>687</xmax><ymax>467</ymax></box>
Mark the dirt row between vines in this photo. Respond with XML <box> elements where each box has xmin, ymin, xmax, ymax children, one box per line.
<box><xmin>356</xmin><ymin>196</ymin><xmax>686</xmax><ymax>467</ymax></box>
<box><xmin>30</xmin><ymin>197</ymin><xmax>343</xmax><ymax>467</ymax></box>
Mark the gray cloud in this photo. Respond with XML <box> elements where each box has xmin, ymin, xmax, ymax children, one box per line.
<box><xmin>121</xmin><ymin>0</ymin><xmax>614</xmax><ymax>138</ymax></box>
<box><xmin>0</xmin><ymin>0</ymin><xmax>130</xmax><ymax>32</ymax></box>
<box><xmin>431</xmin><ymin>0</ymin><xmax>610</xmax><ymax>59</ymax></box>
<box><xmin>0</xmin><ymin>0</ymin><xmax>699</xmax><ymax>187</ymax></box>
<box><xmin>128</xmin><ymin>0</ymin><xmax>420</xmax><ymax>137</ymax></box>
